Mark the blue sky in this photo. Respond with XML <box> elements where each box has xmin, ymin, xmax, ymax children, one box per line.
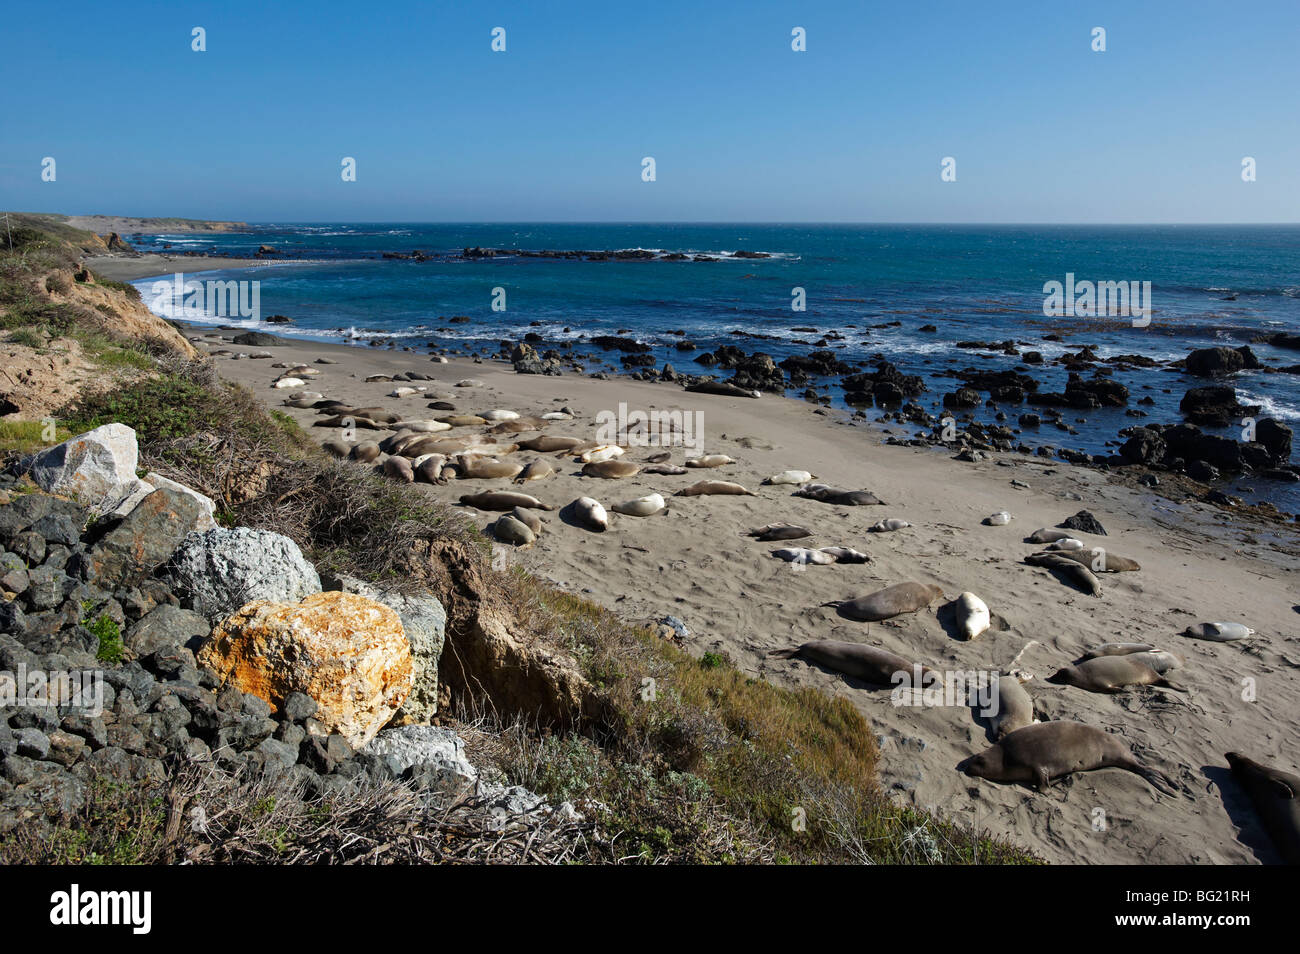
<box><xmin>1</xmin><ymin>0</ymin><xmax>1296</xmax><ymax>223</ymax></box>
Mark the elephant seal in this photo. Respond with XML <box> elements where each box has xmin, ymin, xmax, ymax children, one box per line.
<box><xmin>1025</xmin><ymin>552</ymin><xmax>1101</xmax><ymax>596</ymax></box>
<box><xmin>481</xmin><ymin>409</ymin><xmax>519</xmax><ymax>421</ymax></box>
<box><xmin>437</xmin><ymin>414</ymin><xmax>488</xmax><ymax>427</ymax></box>
<box><xmin>870</xmin><ymin>518</ymin><xmax>911</xmax><ymax>532</ymax></box>
<box><xmin>793</xmin><ymin>484</ymin><xmax>884</xmax><ymax>506</ymax></box>
<box><xmin>392</xmin><ymin>419</ymin><xmax>452</xmax><ymax>433</ymax></box>
<box><xmin>578</xmin><ymin>445</ymin><xmax>625</xmax><ymax>463</ymax></box>
<box><xmin>834</xmin><ymin>582</ymin><xmax>945</xmax><ymax>622</ymax></box>
<box><xmin>568</xmin><ymin>496</ymin><xmax>609</xmax><ymax>532</ymax></box>
<box><xmin>320</xmin><ymin>414</ymin><xmax>383</xmax><ymax>430</ymax></box>
<box><xmin>768</xmin><ymin>640</ymin><xmax>942</xmax><ymax>686</ymax></box>
<box><xmin>989</xmin><ymin>672</ymin><xmax>1035</xmax><ymax>740</ymax></box>
<box><xmin>1037</xmin><ymin>547</ymin><xmax>1140</xmax><ymax>573</ymax></box>
<box><xmin>612</xmin><ymin>493</ymin><xmax>666</xmax><ymax>516</ymax></box>
<box><xmin>383</xmin><ymin>455</ymin><xmax>415</xmax><ymax>483</ymax></box>
<box><xmin>1047</xmin><ymin>656</ymin><xmax>1186</xmax><ymax>694</ymax></box>
<box><xmin>643</xmin><ymin>464</ymin><xmax>688</xmax><ymax>475</ymax></box>
<box><xmin>518</xmin><ymin>435</ymin><xmax>585</xmax><ymax>453</ymax></box>
<box><xmin>459</xmin><ymin>491</ymin><xmax>553</xmax><ymax>511</ymax></box>
<box><xmin>321</xmin><ymin>438</ymin><xmax>351</xmax><ymax>458</ymax></box>
<box><xmin>817</xmin><ymin>547</ymin><xmax>869</xmax><ymax>564</ymax></box>
<box><xmin>350</xmin><ymin>441</ymin><xmax>382</xmax><ymax>463</ymax></box>
<box><xmin>983</xmin><ymin>511</ymin><xmax>1012</xmax><ymax>526</ymax></box>
<box><xmin>514</xmin><ymin>459</ymin><xmax>555</xmax><ymax>483</ymax></box>
<box><xmin>685</xmin><ymin>454</ymin><xmax>734</xmax><ymax>468</ymax></box>
<box><xmin>771</xmin><ymin>547</ymin><xmax>837</xmax><ymax>565</ymax></box>
<box><xmin>456</xmin><ymin>456</ymin><xmax>524</xmax><ymax>480</ymax></box>
<box><xmin>1225</xmin><ymin>752</ymin><xmax>1300</xmax><ymax>864</ymax></box>
<box><xmin>351</xmin><ymin>407</ymin><xmax>401</xmax><ymax>424</ymax></box>
<box><xmin>676</xmin><ymin>480</ymin><xmax>756</xmax><ymax>497</ymax></box>
<box><xmin>582</xmin><ymin>459</ymin><xmax>641</xmax><ymax>479</ymax></box>
<box><xmin>644</xmin><ymin>451</ymin><xmax>671</xmax><ymax>464</ymax></box>
<box><xmin>748</xmin><ymin>523</ymin><xmax>812</xmax><ymax>541</ymax></box>
<box><xmin>510</xmin><ymin>506</ymin><xmax>543</xmax><ymax>535</ymax></box>
<box><xmin>493</xmin><ymin>513</ymin><xmax>535</xmax><ymax>547</ymax></box>
<box><xmin>1046</xmin><ymin>538</ymin><xmax>1085</xmax><ymax>551</ymax></box>
<box><xmin>961</xmin><ymin>721</ymin><xmax>1177</xmax><ymax>794</ymax></box>
<box><xmin>951</xmin><ymin>592</ymin><xmax>990</xmax><ymax>640</ymax></box>
<box><xmin>684</xmin><ymin>380</ymin><xmax>760</xmax><ymax>398</ymax></box>
<box><xmin>762</xmin><ymin>470</ymin><xmax>815</xmax><ymax>485</ymax></box>
<box><xmin>415</xmin><ymin>455</ymin><xmax>447</xmax><ymax>484</ymax></box>
<box><xmin>1080</xmin><ymin>642</ymin><xmax>1156</xmax><ymax>660</ymax></box>
<box><xmin>1123</xmin><ymin>650</ymin><xmax>1184</xmax><ymax>674</ymax></box>
<box><xmin>1028</xmin><ymin>527</ymin><xmax>1079</xmax><ymax>544</ymax></box>
<box><xmin>1183</xmin><ymin>622</ymin><xmax>1255</xmax><ymax>642</ymax></box>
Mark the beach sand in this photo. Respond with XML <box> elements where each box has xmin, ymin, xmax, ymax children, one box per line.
<box><xmin>86</xmin><ymin>254</ymin><xmax>285</xmax><ymax>282</ymax></box>
<box><xmin>190</xmin><ymin>323</ymin><xmax>1300</xmax><ymax>865</ymax></box>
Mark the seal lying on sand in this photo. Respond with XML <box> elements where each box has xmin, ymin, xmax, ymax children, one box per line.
<box><xmin>771</xmin><ymin>547</ymin><xmax>837</xmax><ymax>565</ymax></box>
<box><xmin>459</xmin><ymin>491</ymin><xmax>553</xmax><ymax>511</ymax></box>
<box><xmin>1080</xmin><ymin>642</ymin><xmax>1155</xmax><ymax>659</ymax></box>
<box><xmin>793</xmin><ymin>484</ymin><xmax>884</xmax><ymax>506</ymax></box>
<box><xmin>951</xmin><ymin>592</ymin><xmax>990</xmax><ymax>640</ymax></box>
<box><xmin>582</xmin><ymin>459</ymin><xmax>640</xmax><ymax>479</ymax></box>
<box><xmin>612</xmin><ymin>493</ymin><xmax>665</xmax><ymax>516</ymax></box>
<box><xmin>769</xmin><ymin>640</ymin><xmax>943</xmax><ymax>686</ymax></box>
<box><xmin>1183</xmin><ymin>622</ymin><xmax>1255</xmax><ymax>642</ymax></box>
<box><xmin>675</xmin><ymin>480</ymin><xmax>756</xmax><ymax>497</ymax></box>
<box><xmin>961</xmin><ymin>722</ymin><xmax>1177</xmax><ymax>794</ymax></box>
<box><xmin>869</xmin><ymin>518</ymin><xmax>911</xmax><ymax>532</ymax></box>
<box><xmin>748</xmin><ymin>523</ymin><xmax>813</xmax><ymax>541</ymax></box>
<box><xmin>1047</xmin><ymin>657</ymin><xmax>1186</xmax><ymax>694</ymax></box>
<box><xmin>1225</xmin><ymin>752</ymin><xmax>1300</xmax><ymax>864</ymax></box>
<box><xmin>567</xmin><ymin>496</ymin><xmax>609</xmax><ymax>532</ymax></box>
<box><xmin>684</xmin><ymin>381</ymin><xmax>760</xmax><ymax>398</ymax></box>
<box><xmin>1035</xmin><ymin>547</ymin><xmax>1140</xmax><ymax>573</ymax></box>
<box><xmin>1025</xmin><ymin>552</ymin><xmax>1102</xmax><ymax>596</ymax></box>
<box><xmin>989</xmin><ymin>672</ymin><xmax>1034</xmax><ymax>740</ymax></box>
<box><xmin>833</xmin><ymin>582</ymin><xmax>945</xmax><ymax>622</ymax></box>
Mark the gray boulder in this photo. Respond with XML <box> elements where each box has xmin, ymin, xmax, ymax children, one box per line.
<box><xmin>81</xmin><ymin>489</ymin><xmax>209</xmax><ymax>587</ymax></box>
<box><xmin>364</xmin><ymin>725</ymin><xmax>477</xmax><ymax>795</ymax></box>
<box><xmin>126</xmin><ymin>604</ymin><xmax>210</xmax><ymax>657</ymax></box>
<box><xmin>26</xmin><ymin>423</ymin><xmax>148</xmax><ymax>517</ymax></box>
<box><xmin>333</xmin><ymin>575</ymin><xmax>446</xmax><ymax>724</ymax></box>
<box><xmin>162</xmin><ymin>527</ymin><xmax>321</xmax><ymax>622</ymax></box>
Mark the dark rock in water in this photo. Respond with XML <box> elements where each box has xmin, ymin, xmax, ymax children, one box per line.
<box><xmin>1018</xmin><ymin>413</ymin><xmax>1040</xmax><ymax>427</ymax></box>
<box><xmin>1184</xmin><ymin>346</ymin><xmax>1257</xmax><ymax>377</ymax></box>
<box><xmin>942</xmin><ymin>389</ymin><xmax>981</xmax><ymax>409</ymax></box>
<box><xmin>1119</xmin><ymin>427</ymin><xmax>1166</xmax><ymax>466</ymax></box>
<box><xmin>1256</xmin><ymin>417</ymin><xmax>1292</xmax><ymax>463</ymax></box>
<box><xmin>1179</xmin><ymin>385</ymin><xmax>1258</xmax><ymax>426</ymax></box>
<box><xmin>1186</xmin><ymin>459</ymin><xmax>1220</xmax><ymax>481</ymax></box>
<box><xmin>1060</xmin><ymin>510</ymin><xmax>1107</xmax><ymax>535</ymax></box>
<box><xmin>1258</xmin><ymin>332</ymin><xmax>1300</xmax><ymax>351</ymax></box>
<box><xmin>731</xmin><ymin>353</ymin><xmax>785</xmax><ymax>392</ymax></box>
<box><xmin>232</xmin><ymin>331</ymin><xmax>281</xmax><ymax>347</ymax></box>
<box><xmin>591</xmin><ymin>335</ymin><xmax>649</xmax><ymax>354</ymax></box>
<box><xmin>1064</xmin><ymin>372</ymin><xmax>1128</xmax><ymax>408</ymax></box>
<box><xmin>1159</xmin><ymin>425</ymin><xmax>1244</xmax><ymax>473</ymax></box>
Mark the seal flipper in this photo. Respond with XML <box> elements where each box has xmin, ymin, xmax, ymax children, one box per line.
<box><xmin>1117</xmin><ymin>757</ymin><xmax>1178</xmax><ymax>796</ymax></box>
<box><xmin>768</xmin><ymin>647</ymin><xmax>802</xmax><ymax>660</ymax></box>
<box><xmin>1156</xmin><ymin>677</ymin><xmax>1189</xmax><ymax>693</ymax></box>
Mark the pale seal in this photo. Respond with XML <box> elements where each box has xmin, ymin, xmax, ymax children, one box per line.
<box><xmin>961</xmin><ymin>722</ymin><xmax>1177</xmax><ymax>794</ymax></box>
<box><xmin>983</xmin><ymin>511</ymin><xmax>1012</xmax><ymax>526</ymax></box>
<box><xmin>568</xmin><ymin>496</ymin><xmax>609</xmax><ymax>532</ymax></box>
<box><xmin>951</xmin><ymin>592</ymin><xmax>990</xmax><ymax>640</ymax></box>
<box><xmin>869</xmin><ymin>518</ymin><xmax>911</xmax><ymax>532</ymax></box>
<box><xmin>455</xmin><ymin>456</ymin><xmax>524</xmax><ymax>480</ymax></box>
<box><xmin>833</xmin><ymin>582</ymin><xmax>945</xmax><ymax>622</ymax></box>
<box><xmin>578</xmin><ymin>445</ymin><xmax>625</xmax><ymax>463</ymax></box>
<box><xmin>383</xmin><ymin>455</ymin><xmax>415</xmax><ymax>483</ymax></box>
<box><xmin>611</xmin><ymin>493</ymin><xmax>666</xmax><ymax>517</ymax></box>
<box><xmin>762</xmin><ymin>470</ymin><xmax>815</xmax><ymax>485</ymax></box>
<box><xmin>1080</xmin><ymin>642</ymin><xmax>1156</xmax><ymax>659</ymax></box>
<box><xmin>771</xmin><ymin>547</ymin><xmax>837</xmax><ymax>565</ymax></box>
<box><xmin>817</xmin><ymin>547</ymin><xmax>870</xmax><ymax>564</ymax></box>
<box><xmin>1183</xmin><ymin>622</ymin><xmax>1255</xmax><ymax>641</ymax></box>
<box><xmin>685</xmin><ymin>454</ymin><xmax>735</xmax><ymax>468</ymax></box>
<box><xmin>514</xmin><ymin>459</ymin><xmax>555</xmax><ymax>483</ymax></box>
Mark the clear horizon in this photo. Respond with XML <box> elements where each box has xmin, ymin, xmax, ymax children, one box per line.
<box><xmin>2</xmin><ymin>0</ymin><xmax>1297</xmax><ymax>224</ymax></box>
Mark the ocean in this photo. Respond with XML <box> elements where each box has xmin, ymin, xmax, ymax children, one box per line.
<box><xmin>126</xmin><ymin>223</ymin><xmax>1300</xmax><ymax>512</ymax></box>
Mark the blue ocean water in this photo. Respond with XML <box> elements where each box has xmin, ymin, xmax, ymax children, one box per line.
<box><xmin>129</xmin><ymin>223</ymin><xmax>1300</xmax><ymax>511</ymax></box>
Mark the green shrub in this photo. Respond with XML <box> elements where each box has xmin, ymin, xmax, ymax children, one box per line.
<box><xmin>87</xmin><ymin>613</ymin><xmax>125</xmax><ymax>664</ymax></box>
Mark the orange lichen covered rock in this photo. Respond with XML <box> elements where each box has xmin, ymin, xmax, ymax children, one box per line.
<box><xmin>198</xmin><ymin>591</ymin><xmax>414</xmax><ymax>747</ymax></box>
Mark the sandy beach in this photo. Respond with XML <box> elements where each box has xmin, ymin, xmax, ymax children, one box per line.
<box><xmin>180</xmin><ymin>321</ymin><xmax>1300</xmax><ymax>865</ymax></box>
<box><xmin>86</xmin><ymin>254</ymin><xmax>290</xmax><ymax>283</ymax></box>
